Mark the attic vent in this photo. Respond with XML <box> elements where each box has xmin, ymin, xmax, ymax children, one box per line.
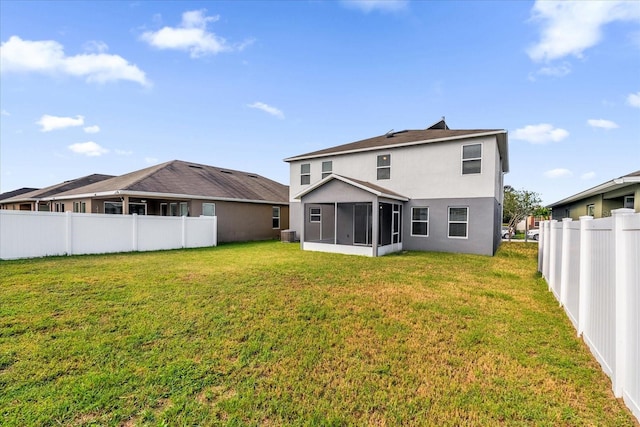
<box><xmin>247</xmin><ymin>174</ymin><xmax>258</xmax><ymax>178</ymax></box>
<box><xmin>188</xmin><ymin>165</ymin><xmax>203</xmax><ymax>169</ymax></box>
<box><xmin>220</xmin><ymin>170</ymin><xmax>233</xmax><ymax>174</ymax></box>
<box><xmin>385</xmin><ymin>129</ymin><xmax>408</xmax><ymax>138</ymax></box>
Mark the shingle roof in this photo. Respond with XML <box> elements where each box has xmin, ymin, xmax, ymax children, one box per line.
<box><xmin>52</xmin><ymin>160</ymin><xmax>289</xmax><ymax>203</ymax></box>
<box><xmin>284</xmin><ymin>128</ymin><xmax>506</xmax><ymax>161</ymax></box>
<box><xmin>0</xmin><ymin>187</ymin><xmax>39</xmax><ymax>201</ymax></box>
<box><xmin>1</xmin><ymin>174</ymin><xmax>114</xmax><ymax>203</ymax></box>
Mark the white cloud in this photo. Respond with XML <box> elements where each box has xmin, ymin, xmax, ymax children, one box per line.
<box><xmin>68</xmin><ymin>141</ymin><xmax>108</xmax><ymax>157</ymax></box>
<box><xmin>83</xmin><ymin>125</ymin><xmax>100</xmax><ymax>134</ymax></box>
<box><xmin>1</xmin><ymin>36</ymin><xmax>149</xmax><ymax>86</ymax></box>
<box><xmin>527</xmin><ymin>1</ymin><xmax>640</xmax><ymax>62</ymax></box>
<box><xmin>587</xmin><ymin>119</ymin><xmax>619</xmax><ymax>129</ymax></box>
<box><xmin>627</xmin><ymin>91</ymin><xmax>640</xmax><ymax>108</ymax></box>
<box><xmin>36</xmin><ymin>114</ymin><xmax>84</xmax><ymax>132</ymax></box>
<box><xmin>140</xmin><ymin>9</ymin><xmax>252</xmax><ymax>58</ymax></box>
<box><xmin>115</xmin><ymin>149</ymin><xmax>133</xmax><ymax>156</ymax></box>
<box><xmin>544</xmin><ymin>168</ymin><xmax>573</xmax><ymax>178</ymax></box>
<box><xmin>511</xmin><ymin>123</ymin><xmax>569</xmax><ymax>144</ymax></box>
<box><xmin>581</xmin><ymin>171</ymin><xmax>596</xmax><ymax>180</ymax></box>
<box><xmin>82</xmin><ymin>40</ymin><xmax>109</xmax><ymax>53</ymax></box>
<box><xmin>537</xmin><ymin>62</ymin><xmax>572</xmax><ymax>77</ymax></box>
<box><xmin>341</xmin><ymin>0</ymin><xmax>408</xmax><ymax>13</ymax></box>
<box><xmin>248</xmin><ymin>102</ymin><xmax>285</xmax><ymax>119</ymax></box>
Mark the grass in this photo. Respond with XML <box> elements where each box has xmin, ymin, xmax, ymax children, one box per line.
<box><xmin>0</xmin><ymin>241</ymin><xmax>636</xmax><ymax>426</ymax></box>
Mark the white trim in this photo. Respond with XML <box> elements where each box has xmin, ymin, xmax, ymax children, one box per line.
<box><xmin>548</xmin><ymin>175</ymin><xmax>640</xmax><ymax>207</ymax></box>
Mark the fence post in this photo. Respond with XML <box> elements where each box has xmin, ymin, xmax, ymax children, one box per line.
<box><xmin>548</xmin><ymin>220</ymin><xmax>558</xmax><ymax>291</ymax></box>
<box><xmin>577</xmin><ymin>215</ymin><xmax>593</xmax><ymax>336</ymax></box>
<box><xmin>66</xmin><ymin>211</ymin><xmax>73</xmax><ymax>256</ymax></box>
<box><xmin>559</xmin><ymin>218</ymin><xmax>573</xmax><ymax>307</ymax></box>
<box><xmin>613</xmin><ymin>208</ymin><xmax>634</xmax><ymax>397</ymax></box>
<box><xmin>181</xmin><ymin>215</ymin><xmax>187</xmax><ymax>248</ymax></box>
<box><xmin>132</xmin><ymin>213</ymin><xmax>138</xmax><ymax>252</ymax></box>
<box><xmin>213</xmin><ymin>216</ymin><xmax>218</xmax><ymax>246</ymax></box>
<box><xmin>542</xmin><ymin>220</ymin><xmax>551</xmax><ymax>280</ymax></box>
<box><xmin>538</xmin><ymin>220</ymin><xmax>545</xmax><ymax>273</ymax></box>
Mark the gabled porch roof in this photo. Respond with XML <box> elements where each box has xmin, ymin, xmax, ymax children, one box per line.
<box><xmin>294</xmin><ymin>174</ymin><xmax>409</xmax><ymax>202</ymax></box>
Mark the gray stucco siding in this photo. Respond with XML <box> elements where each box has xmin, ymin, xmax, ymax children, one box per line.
<box><xmin>402</xmin><ymin>197</ymin><xmax>498</xmax><ymax>256</ymax></box>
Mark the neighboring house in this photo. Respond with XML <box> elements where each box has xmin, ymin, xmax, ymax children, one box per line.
<box><xmin>18</xmin><ymin>160</ymin><xmax>289</xmax><ymax>243</ymax></box>
<box><xmin>0</xmin><ymin>175</ymin><xmax>114</xmax><ymax>212</ymax></box>
<box><xmin>284</xmin><ymin>119</ymin><xmax>509</xmax><ymax>256</ymax></box>
<box><xmin>0</xmin><ymin>187</ymin><xmax>39</xmax><ymax>204</ymax></box>
<box><xmin>548</xmin><ymin>170</ymin><xmax>640</xmax><ymax>220</ymax></box>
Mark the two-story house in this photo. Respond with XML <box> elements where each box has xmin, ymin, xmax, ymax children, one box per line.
<box><xmin>283</xmin><ymin>119</ymin><xmax>509</xmax><ymax>256</ymax></box>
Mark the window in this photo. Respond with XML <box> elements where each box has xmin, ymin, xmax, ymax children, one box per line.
<box><xmin>170</xmin><ymin>203</ymin><xmax>178</xmax><ymax>216</ymax></box>
<box><xmin>272</xmin><ymin>206</ymin><xmax>281</xmax><ymax>229</ymax></box>
<box><xmin>129</xmin><ymin>203</ymin><xmax>147</xmax><ymax>215</ymax></box>
<box><xmin>180</xmin><ymin>202</ymin><xmax>188</xmax><ymax>216</ymax></box>
<box><xmin>202</xmin><ymin>203</ymin><xmax>216</xmax><ymax>216</ymax></box>
<box><xmin>411</xmin><ymin>207</ymin><xmax>429</xmax><ymax>236</ymax></box>
<box><xmin>73</xmin><ymin>202</ymin><xmax>86</xmax><ymax>213</ymax></box>
<box><xmin>586</xmin><ymin>204</ymin><xmax>595</xmax><ymax>217</ymax></box>
<box><xmin>322</xmin><ymin>161</ymin><xmax>332</xmax><ymax>179</ymax></box>
<box><xmin>448</xmin><ymin>207</ymin><xmax>468</xmax><ymax>238</ymax></box>
<box><xmin>462</xmin><ymin>144</ymin><xmax>482</xmax><ymax>175</ymax></box>
<box><xmin>301</xmin><ymin>163</ymin><xmax>311</xmax><ymax>185</ymax></box>
<box><xmin>105</xmin><ymin>201</ymin><xmax>123</xmax><ymax>215</ymax></box>
<box><xmin>310</xmin><ymin>207</ymin><xmax>321</xmax><ymax>223</ymax></box>
<box><xmin>624</xmin><ymin>196</ymin><xmax>635</xmax><ymax>209</ymax></box>
<box><xmin>54</xmin><ymin>203</ymin><xmax>65</xmax><ymax>213</ymax></box>
<box><xmin>377</xmin><ymin>154</ymin><xmax>390</xmax><ymax>180</ymax></box>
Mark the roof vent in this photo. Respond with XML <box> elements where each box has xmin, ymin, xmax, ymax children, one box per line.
<box><xmin>188</xmin><ymin>165</ymin><xmax>203</xmax><ymax>169</ymax></box>
<box><xmin>247</xmin><ymin>174</ymin><xmax>258</xmax><ymax>178</ymax></box>
<box><xmin>220</xmin><ymin>170</ymin><xmax>233</xmax><ymax>174</ymax></box>
<box><xmin>385</xmin><ymin>129</ymin><xmax>408</xmax><ymax>138</ymax></box>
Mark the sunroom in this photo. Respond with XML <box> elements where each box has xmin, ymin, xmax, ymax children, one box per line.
<box><xmin>295</xmin><ymin>175</ymin><xmax>408</xmax><ymax>257</ymax></box>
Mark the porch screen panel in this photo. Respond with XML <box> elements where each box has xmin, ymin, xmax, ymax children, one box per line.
<box><xmin>354</xmin><ymin>204</ymin><xmax>372</xmax><ymax>245</ymax></box>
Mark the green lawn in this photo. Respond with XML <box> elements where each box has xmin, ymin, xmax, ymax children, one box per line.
<box><xmin>0</xmin><ymin>241</ymin><xmax>635</xmax><ymax>426</ymax></box>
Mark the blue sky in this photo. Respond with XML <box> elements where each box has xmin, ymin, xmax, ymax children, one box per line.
<box><xmin>1</xmin><ymin>0</ymin><xmax>639</xmax><ymax>205</ymax></box>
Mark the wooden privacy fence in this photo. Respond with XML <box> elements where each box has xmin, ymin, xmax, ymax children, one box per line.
<box><xmin>538</xmin><ymin>208</ymin><xmax>639</xmax><ymax>421</ymax></box>
<box><xmin>0</xmin><ymin>210</ymin><xmax>217</xmax><ymax>260</ymax></box>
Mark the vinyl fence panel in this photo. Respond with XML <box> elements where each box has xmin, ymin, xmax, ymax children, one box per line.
<box><xmin>538</xmin><ymin>208</ymin><xmax>639</xmax><ymax>422</ymax></box>
<box><xmin>0</xmin><ymin>210</ymin><xmax>217</xmax><ymax>260</ymax></box>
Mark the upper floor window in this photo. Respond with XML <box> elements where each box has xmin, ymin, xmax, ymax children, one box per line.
<box><xmin>448</xmin><ymin>207</ymin><xmax>468</xmax><ymax>238</ymax></box>
<box><xmin>377</xmin><ymin>154</ymin><xmax>390</xmax><ymax>180</ymax></box>
<box><xmin>462</xmin><ymin>144</ymin><xmax>482</xmax><ymax>175</ymax></box>
<box><xmin>322</xmin><ymin>161</ymin><xmax>332</xmax><ymax>179</ymax></box>
<box><xmin>301</xmin><ymin>163</ymin><xmax>311</xmax><ymax>185</ymax></box>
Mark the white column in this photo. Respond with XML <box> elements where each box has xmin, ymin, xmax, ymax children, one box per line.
<box><xmin>577</xmin><ymin>215</ymin><xmax>593</xmax><ymax>336</ymax></box>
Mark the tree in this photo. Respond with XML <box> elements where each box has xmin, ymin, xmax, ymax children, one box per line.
<box><xmin>503</xmin><ymin>187</ymin><xmax>542</xmax><ymax>241</ymax></box>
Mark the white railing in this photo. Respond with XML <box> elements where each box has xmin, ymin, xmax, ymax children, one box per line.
<box><xmin>0</xmin><ymin>210</ymin><xmax>217</xmax><ymax>260</ymax></box>
<box><xmin>538</xmin><ymin>208</ymin><xmax>639</xmax><ymax>422</ymax></box>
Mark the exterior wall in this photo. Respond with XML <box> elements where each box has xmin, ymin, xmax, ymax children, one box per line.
<box><xmin>289</xmin><ymin>135</ymin><xmax>501</xmax><ymax>203</ymax></box>
<box><xmin>403</xmin><ymin>197</ymin><xmax>497</xmax><ymax>256</ymax></box>
<box><xmin>214</xmin><ymin>201</ymin><xmax>289</xmax><ymax>243</ymax></box>
<box><xmin>288</xmin><ymin>135</ymin><xmax>504</xmax><ymax>252</ymax></box>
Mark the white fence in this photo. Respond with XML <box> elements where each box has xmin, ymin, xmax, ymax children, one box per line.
<box><xmin>0</xmin><ymin>210</ymin><xmax>217</xmax><ymax>260</ymax></box>
<box><xmin>538</xmin><ymin>208</ymin><xmax>639</xmax><ymax>422</ymax></box>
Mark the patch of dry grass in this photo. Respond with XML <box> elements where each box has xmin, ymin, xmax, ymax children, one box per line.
<box><xmin>0</xmin><ymin>241</ymin><xmax>635</xmax><ymax>426</ymax></box>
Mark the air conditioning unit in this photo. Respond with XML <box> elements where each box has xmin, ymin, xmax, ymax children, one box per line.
<box><xmin>280</xmin><ymin>230</ymin><xmax>296</xmax><ymax>243</ymax></box>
